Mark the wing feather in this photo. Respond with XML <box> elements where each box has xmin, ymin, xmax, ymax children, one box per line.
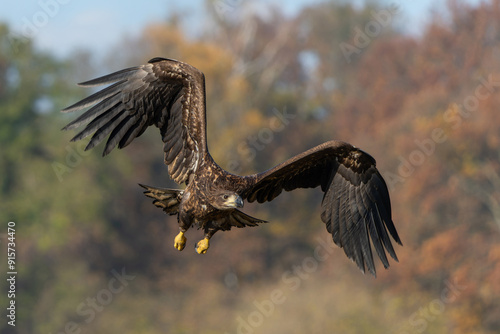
<box><xmin>62</xmin><ymin>80</ymin><xmax>128</xmax><ymax>113</ymax></box>
<box><xmin>104</xmin><ymin>115</ymin><xmax>136</xmax><ymax>155</ymax></box>
<box><xmin>62</xmin><ymin>93</ymin><xmax>122</xmax><ymax>130</ymax></box>
<box><xmin>242</xmin><ymin>140</ymin><xmax>401</xmax><ymax>276</ymax></box>
<box><xmin>118</xmin><ymin>114</ymin><xmax>148</xmax><ymax>149</ymax></box>
<box><xmin>77</xmin><ymin>67</ymin><xmax>139</xmax><ymax>87</ymax></box>
<box><xmin>348</xmin><ymin>184</ymin><xmax>362</xmax><ymax>265</ymax></box>
<box><xmin>86</xmin><ymin>111</ymin><xmax>128</xmax><ymax>151</ymax></box>
<box><xmin>339</xmin><ymin>178</ymin><xmax>352</xmax><ymax>256</ymax></box>
<box><xmin>62</xmin><ymin>57</ymin><xmax>208</xmax><ymax>184</ymax></box>
<box><xmin>216</xmin><ymin>210</ymin><xmax>268</xmax><ymax>230</ymax></box>
<box><xmin>353</xmin><ymin>182</ymin><xmax>374</xmax><ymax>273</ymax></box>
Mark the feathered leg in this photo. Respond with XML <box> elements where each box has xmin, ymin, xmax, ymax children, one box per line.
<box><xmin>175</xmin><ymin>209</ymin><xmax>194</xmax><ymax>251</ymax></box>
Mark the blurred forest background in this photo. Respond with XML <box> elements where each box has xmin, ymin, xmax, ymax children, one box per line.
<box><xmin>1</xmin><ymin>0</ymin><xmax>500</xmax><ymax>333</ymax></box>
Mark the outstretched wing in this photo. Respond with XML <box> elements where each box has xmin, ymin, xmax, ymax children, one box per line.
<box><xmin>242</xmin><ymin>140</ymin><xmax>402</xmax><ymax>276</ymax></box>
<box><xmin>218</xmin><ymin>210</ymin><xmax>268</xmax><ymax>231</ymax></box>
<box><xmin>61</xmin><ymin>57</ymin><xmax>207</xmax><ymax>184</ymax></box>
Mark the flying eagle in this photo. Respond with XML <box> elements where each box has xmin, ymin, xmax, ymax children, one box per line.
<box><xmin>62</xmin><ymin>57</ymin><xmax>401</xmax><ymax>276</ymax></box>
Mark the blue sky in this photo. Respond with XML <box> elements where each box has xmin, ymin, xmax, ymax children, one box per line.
<box><xmin>1</xmin><ymin>0</ymin><xmax>482</xmax><ymax>57</ymax></box>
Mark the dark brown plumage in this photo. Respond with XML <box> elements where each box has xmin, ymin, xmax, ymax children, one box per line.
<box><xmin>62</xmin><ymin>57</ymin><xmax>401</xmax><ymax>276</ymax></box>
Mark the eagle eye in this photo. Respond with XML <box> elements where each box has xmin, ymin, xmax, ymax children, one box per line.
<box><xmin>223</xmin><ymin>194</ymin><xmax>229</xmax><ymax>200</ymax></box>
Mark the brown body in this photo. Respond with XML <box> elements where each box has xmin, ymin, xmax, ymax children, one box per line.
<box><xmin>63</xmin><ymin>57</ymin><xmax>401</xmax><ymax>276</ymax></box>
<box><xmin>176</xmin><ymin>156</ymin><xmax>255</xmax><ymax>233</ymax></box>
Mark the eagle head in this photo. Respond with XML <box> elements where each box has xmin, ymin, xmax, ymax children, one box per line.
<box><xmin>211</xmin><ymin>191</ymin><xmax>244</xmax><ymax>210</ymax></box>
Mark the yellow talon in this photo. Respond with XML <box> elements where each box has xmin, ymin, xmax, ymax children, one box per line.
<box><xmin>174</xmin><ymin>231</ymin><xmax>186</xmax><ymax>251</ymax></box>
<box><xmin>196</xmin><ymin>238</ymin><xmax>210</xmax><ymax>254</ymax></box>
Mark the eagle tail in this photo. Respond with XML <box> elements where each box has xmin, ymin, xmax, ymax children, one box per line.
<box><xmin>139</xmin><ymin>184</ymin><xmax>183</xmax><ymax>215</ymax></box>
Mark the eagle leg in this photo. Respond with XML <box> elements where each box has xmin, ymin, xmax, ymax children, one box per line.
<box><xmin>195</xmin><ymin>238</ymin><xmax>210</xmax><ymax>254</ymax></box>
<box><xmin>174</xmin><ymin>230</ymin><xmax>187</xmax><ymax>251</ymax></box>
<box><xmin>195</xmin><ymin>226</ymin><xmax>218</xmax><ymax>254</ymax></box>
<box><xmin>175</xmin><ymin>209</ymin><xmax>193</xmax><ymax>251</ymax></box>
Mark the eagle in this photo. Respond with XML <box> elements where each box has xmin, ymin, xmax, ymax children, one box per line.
<box><xmin>62</xmin><ymin>57</ymin><xmax>401</xmax><ymax>276</ymax></box>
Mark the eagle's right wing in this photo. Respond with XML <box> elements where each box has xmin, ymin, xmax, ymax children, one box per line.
<box><xmin>62</xmin><ymin>57</ymin><xmax>208</xmax><ymax>184</ymax></box>
<box><xmin>241</xmin><ymin>140</ymin><xmax>402</xmax><ymax>276</ymax></box>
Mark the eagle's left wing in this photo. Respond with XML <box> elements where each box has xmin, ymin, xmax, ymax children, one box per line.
<box><xmin>61</xmin><ymin>57</ymin><xmax>208</xmax><ymax>184</ymax></box>
<box><xmin>241</xmin><ymin>140</ymin><xmax>402</xmax><ymax>276</ymax></box>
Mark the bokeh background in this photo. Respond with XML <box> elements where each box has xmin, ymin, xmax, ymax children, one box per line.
<box><xmin>1</xmin><ymin>0</ymin><xmax>500</xmax><ymax>333</ymax></box>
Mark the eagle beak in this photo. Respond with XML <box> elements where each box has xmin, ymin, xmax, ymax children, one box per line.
<box><xmin>235</xmin><ymin>196</ymin><xmax>244</xmax><ymax>208</ymax></box>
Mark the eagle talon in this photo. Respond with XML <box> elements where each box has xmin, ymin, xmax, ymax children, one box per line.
<box><xmin>174</xmin><ymin>231</ymin><xmax>186</xmax><ymax>251</ymax></box>
<box><xmin>196</xmin><ymin>238</ymin><xmax>210</xmax><ymax>254</ymax></box>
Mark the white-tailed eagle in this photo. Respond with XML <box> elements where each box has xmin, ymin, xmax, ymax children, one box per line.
<box><xmin>62</xmin><ymin>57</ymin><xmax>402</xmax><ymax>276</ymax></box>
